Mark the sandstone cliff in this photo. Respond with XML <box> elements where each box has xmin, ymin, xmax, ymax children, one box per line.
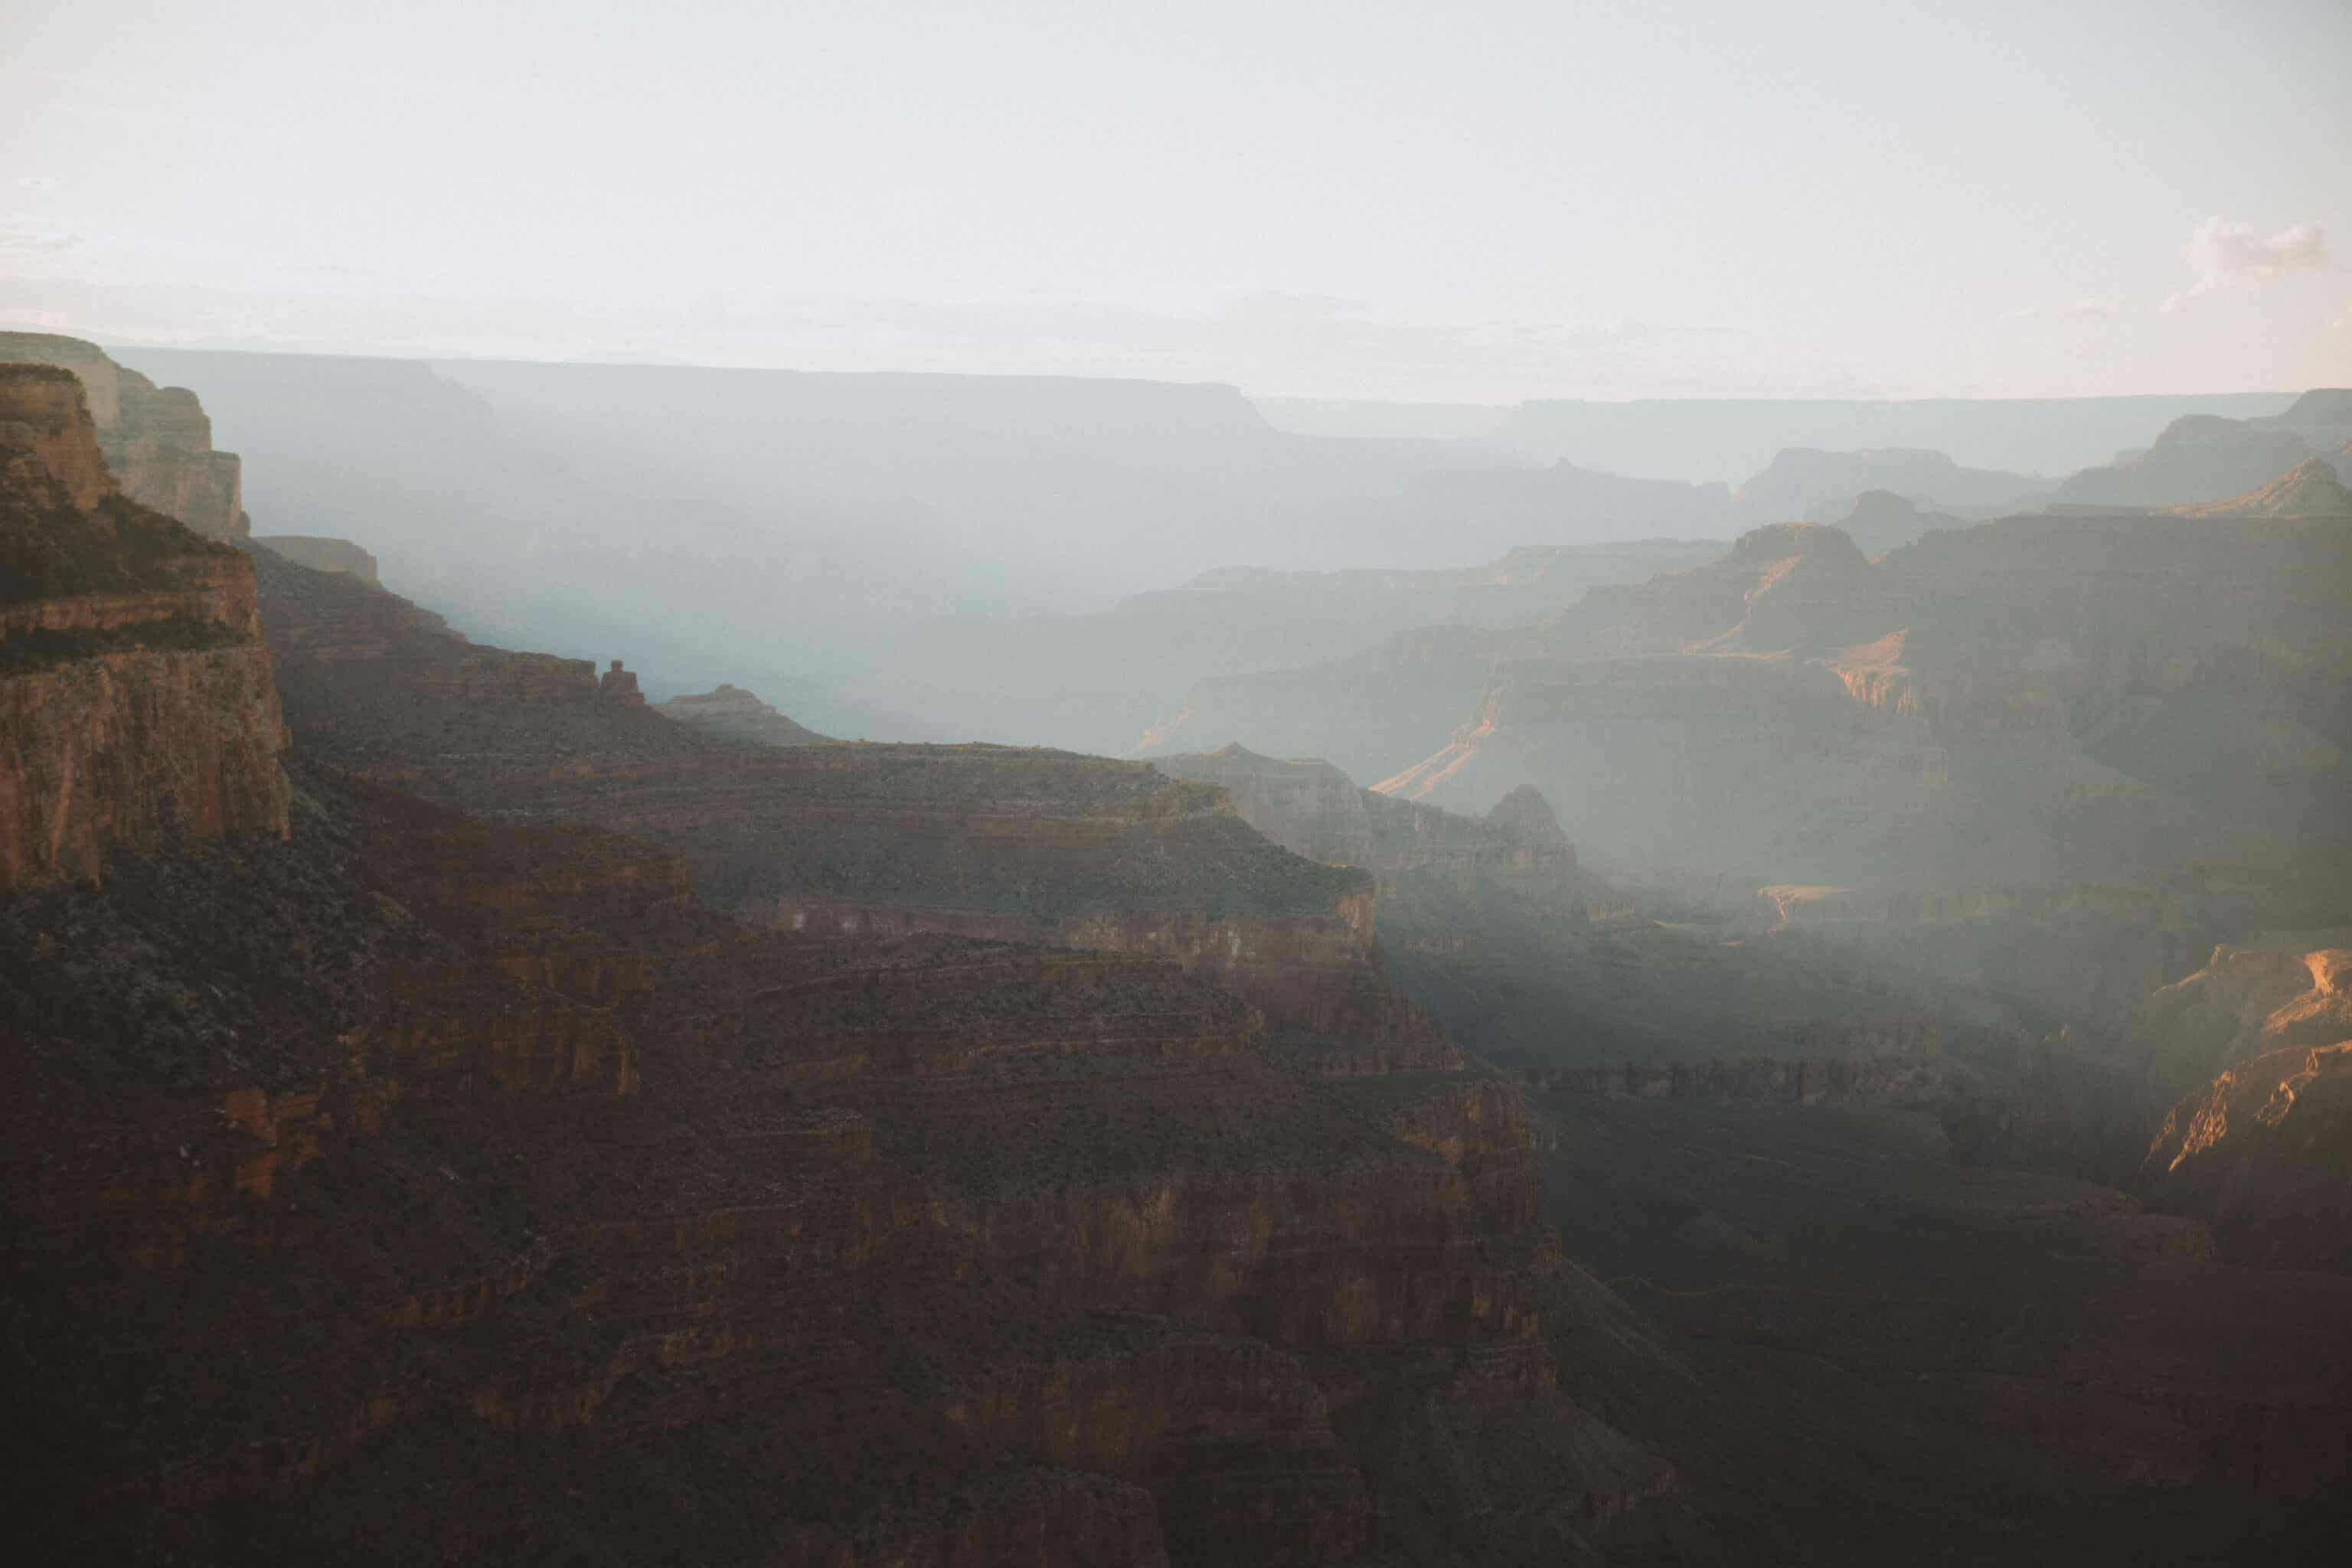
<box><xmin>0</xmin><ymin>334</ymin><xmax>248</xmax><ymax>539</ymax></box>
<box><xmin>0</xmin><ymin>365</ymin><xmax>286</xmax><ymax>887</ymax></box>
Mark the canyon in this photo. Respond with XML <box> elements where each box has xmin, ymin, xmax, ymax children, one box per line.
<box><xmin>6</xmin><ymin>336</ymin><xmax>2350</xmax><ymax>1563</ymax></box>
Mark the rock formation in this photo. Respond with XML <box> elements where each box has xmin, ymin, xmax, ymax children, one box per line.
<box><xmin>0</xmin><ymin>364</ymin><xmax>286</xmax><ymax>887</ymax></box>
<box><xmin>658</xmin><ymin>681</ymin><xmax>831</xmax><ymax>745</ymax></box>
<box><xmin>1730</xmin><ymin>446</ymin><xmax>2042</xmax><ymax>524</ymax></box>
<box><xmin>2050</xmin><ymin>412</ymin><xmax>2330</xmax><ymax>510</ymax></box>
<box><xmin>4</xmin><ymin>367</ymin><xmax>1684</xmax><ymax>1566</ymax></box>
<box><xmin>2171</xmin><ymin>456</ymin><xmax>2352</xmax><ymax>518</ymax></box>
<box><xmin>0</xmin><ymin>334</ymin><xmax>248</xmax><ymax>539</ymax></box>
<box><xmin>1809</xmin><ymin>488</ymin><xmax>1965</xmax><ymax>554</ymax></box>
<box><xmin>2141</xmin><ymin>1038</ymin><xmax>2352</xmax><ymax>1270</ymax></box>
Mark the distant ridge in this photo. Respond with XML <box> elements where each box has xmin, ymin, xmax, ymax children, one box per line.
<box><xmin>2175</xmin><ymin>457</ymin><xmax>2352</xmax><ymax>518</ymax></box>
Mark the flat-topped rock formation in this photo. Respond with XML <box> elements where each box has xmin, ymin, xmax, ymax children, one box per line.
<box><xmin>0</xmin><ymin>364</ymin><xmax>286</xmax><ymax>887</ymax></box>
<box><xmin>1732</xmin><ymin>446</ymin><xmax>2041</xmax><ymax>524</ymax></box>
<box><xmin>657</xmin><ymin>681</ymin><xmax>830</xmax><ymax>745</ymax></box>
<box><xmin>0</xmin><ymin>334</ymin><xmax>247</xmax><ymax>539</ymax></box>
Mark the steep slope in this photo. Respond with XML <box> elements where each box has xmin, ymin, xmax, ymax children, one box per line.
<box><xmin>0</xmin><ymin>333</ymin><xmax>248</xmax><ymax>539</ymax></box>
<box><xmin>0</xmin><ymin>363</ymin><xmax>286</xmax><ymax>887</ymax></box>
<box><xmin>2141</xmin><ymin>1039</ymin><xmax>2352</xmax><ymax>1270</ymax></box>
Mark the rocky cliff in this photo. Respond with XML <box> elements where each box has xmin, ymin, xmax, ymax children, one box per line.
<box><xmin>4</xmin><ymin>754</ymin><xmax>1645</xmax><ymax>1564</ymax></box>
<box><xmin>0</xmin><ymin>334</ymin><xmax>248</xmax><ymax>539</ymax></box>
<box><xmin>2141</xmin><ymin>1038</ymin><xmax>2352</xmax><ymax>1270</ymax></box>
<box><xmin>0</xmin><ymin>364</ymin><xmax>286</xmax><ymax>888</ymax></box>
<box><xmin>4</xmin><ymin>405</ymin><xmax>1683</xmax><ymax>1564</ymax></box>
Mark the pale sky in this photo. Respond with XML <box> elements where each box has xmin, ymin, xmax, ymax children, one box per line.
<box><xmin>4</xmin><ymin>0</ymin><xmax>2348</xmax><ymax>402</ymax></box>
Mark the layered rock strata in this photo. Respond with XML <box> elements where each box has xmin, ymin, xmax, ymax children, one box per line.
<box><xmin>0</xmin><ymin>334</ymin><xmax>248</xmax><ymax>538</ymax></box>
<box><xmin>0</xmin><ymin>364</ymin><xmax>286</xmax><ymax>887</ymax></box>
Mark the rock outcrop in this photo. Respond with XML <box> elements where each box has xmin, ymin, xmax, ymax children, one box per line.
<box><xmin>0</xmin><ymin>334</ymin><xmax>248</xmax><ymax>539</ymax></box>
<box><xmin>658</xmin><ymin>681</ymin><xmax>831</xmax><ymax>746</ymax></box>
<box><xmin>1730</xmin><ymin>446</ymin><xmax>2041</xmax><ymax>524</ymax></box>
<box><xmin>2141</xmin><ymin>1039</ymin><xmax>2352</xmax><ymax>1270</ymax></box>
<box><xmin>0</xmin><ymin>364</ymin><xmax>286</xmax><ymax>888</ymax></box>
<box><xmin>1809</xmin><ymin>488</ymin><xmax>1964</xmax><ymax>554</ymax></box>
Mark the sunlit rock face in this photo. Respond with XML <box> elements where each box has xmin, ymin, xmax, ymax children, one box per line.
<box><xmin>0</xmin><ymin>363</ymin><xmax>286</xmax><ymax>889</ymax></box>
<box><xmin>0</xmin><ymin>334</ymin><xmax>249</xmax><ymax>540</ymax></box>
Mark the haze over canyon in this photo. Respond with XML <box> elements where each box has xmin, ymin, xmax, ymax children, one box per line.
<box><xmin>5</xmin><ymin>2</ymin><xmax>2350</xmax><ymax>1563</ymax></box>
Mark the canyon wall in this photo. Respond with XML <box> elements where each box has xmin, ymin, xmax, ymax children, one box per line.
<box><xmin>0</xmin><ymin>334</ymin><xmax>248</xmax><ymax>539</ymax></box>
<box><xmin>0</xmin><ymin>364</ymin><xmax>286</xmax><ymax>888</ymax></box>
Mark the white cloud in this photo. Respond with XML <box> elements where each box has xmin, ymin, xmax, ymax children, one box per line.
<box><xmin>2163</xmin><ymin>217</ymin><xmax>2329</xmax><ymax>314</ymax></box>
<box><xmin>15</xmin><ymin>175</ymin><xmax>63</xmax><ymax>191</ymax></box>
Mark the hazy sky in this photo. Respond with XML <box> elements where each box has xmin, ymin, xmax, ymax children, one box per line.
<box><xmin>5</xmin><ymin>0</ymin><xmax>2348</xmax><ymax>401</ymax></box>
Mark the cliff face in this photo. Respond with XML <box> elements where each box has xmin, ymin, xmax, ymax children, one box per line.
<box><xmin>2141</xmin><ymin>1039</ymin><xmax>2352</xmax><ymax>1270</ymax></box>
<box><xmin>0</xmin><ymin>334</ymin><xmax>247</xmax><ymax>539</ymax></box>
<box><xmin>0</xmin><ymin>365</ymin><xmax>286</xmax><ymax>888</ymax></box>
<box><xmin>4</xmin><ymin>758</ymin><xmax>1628</xmax><ymax>1563</ymax></box>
